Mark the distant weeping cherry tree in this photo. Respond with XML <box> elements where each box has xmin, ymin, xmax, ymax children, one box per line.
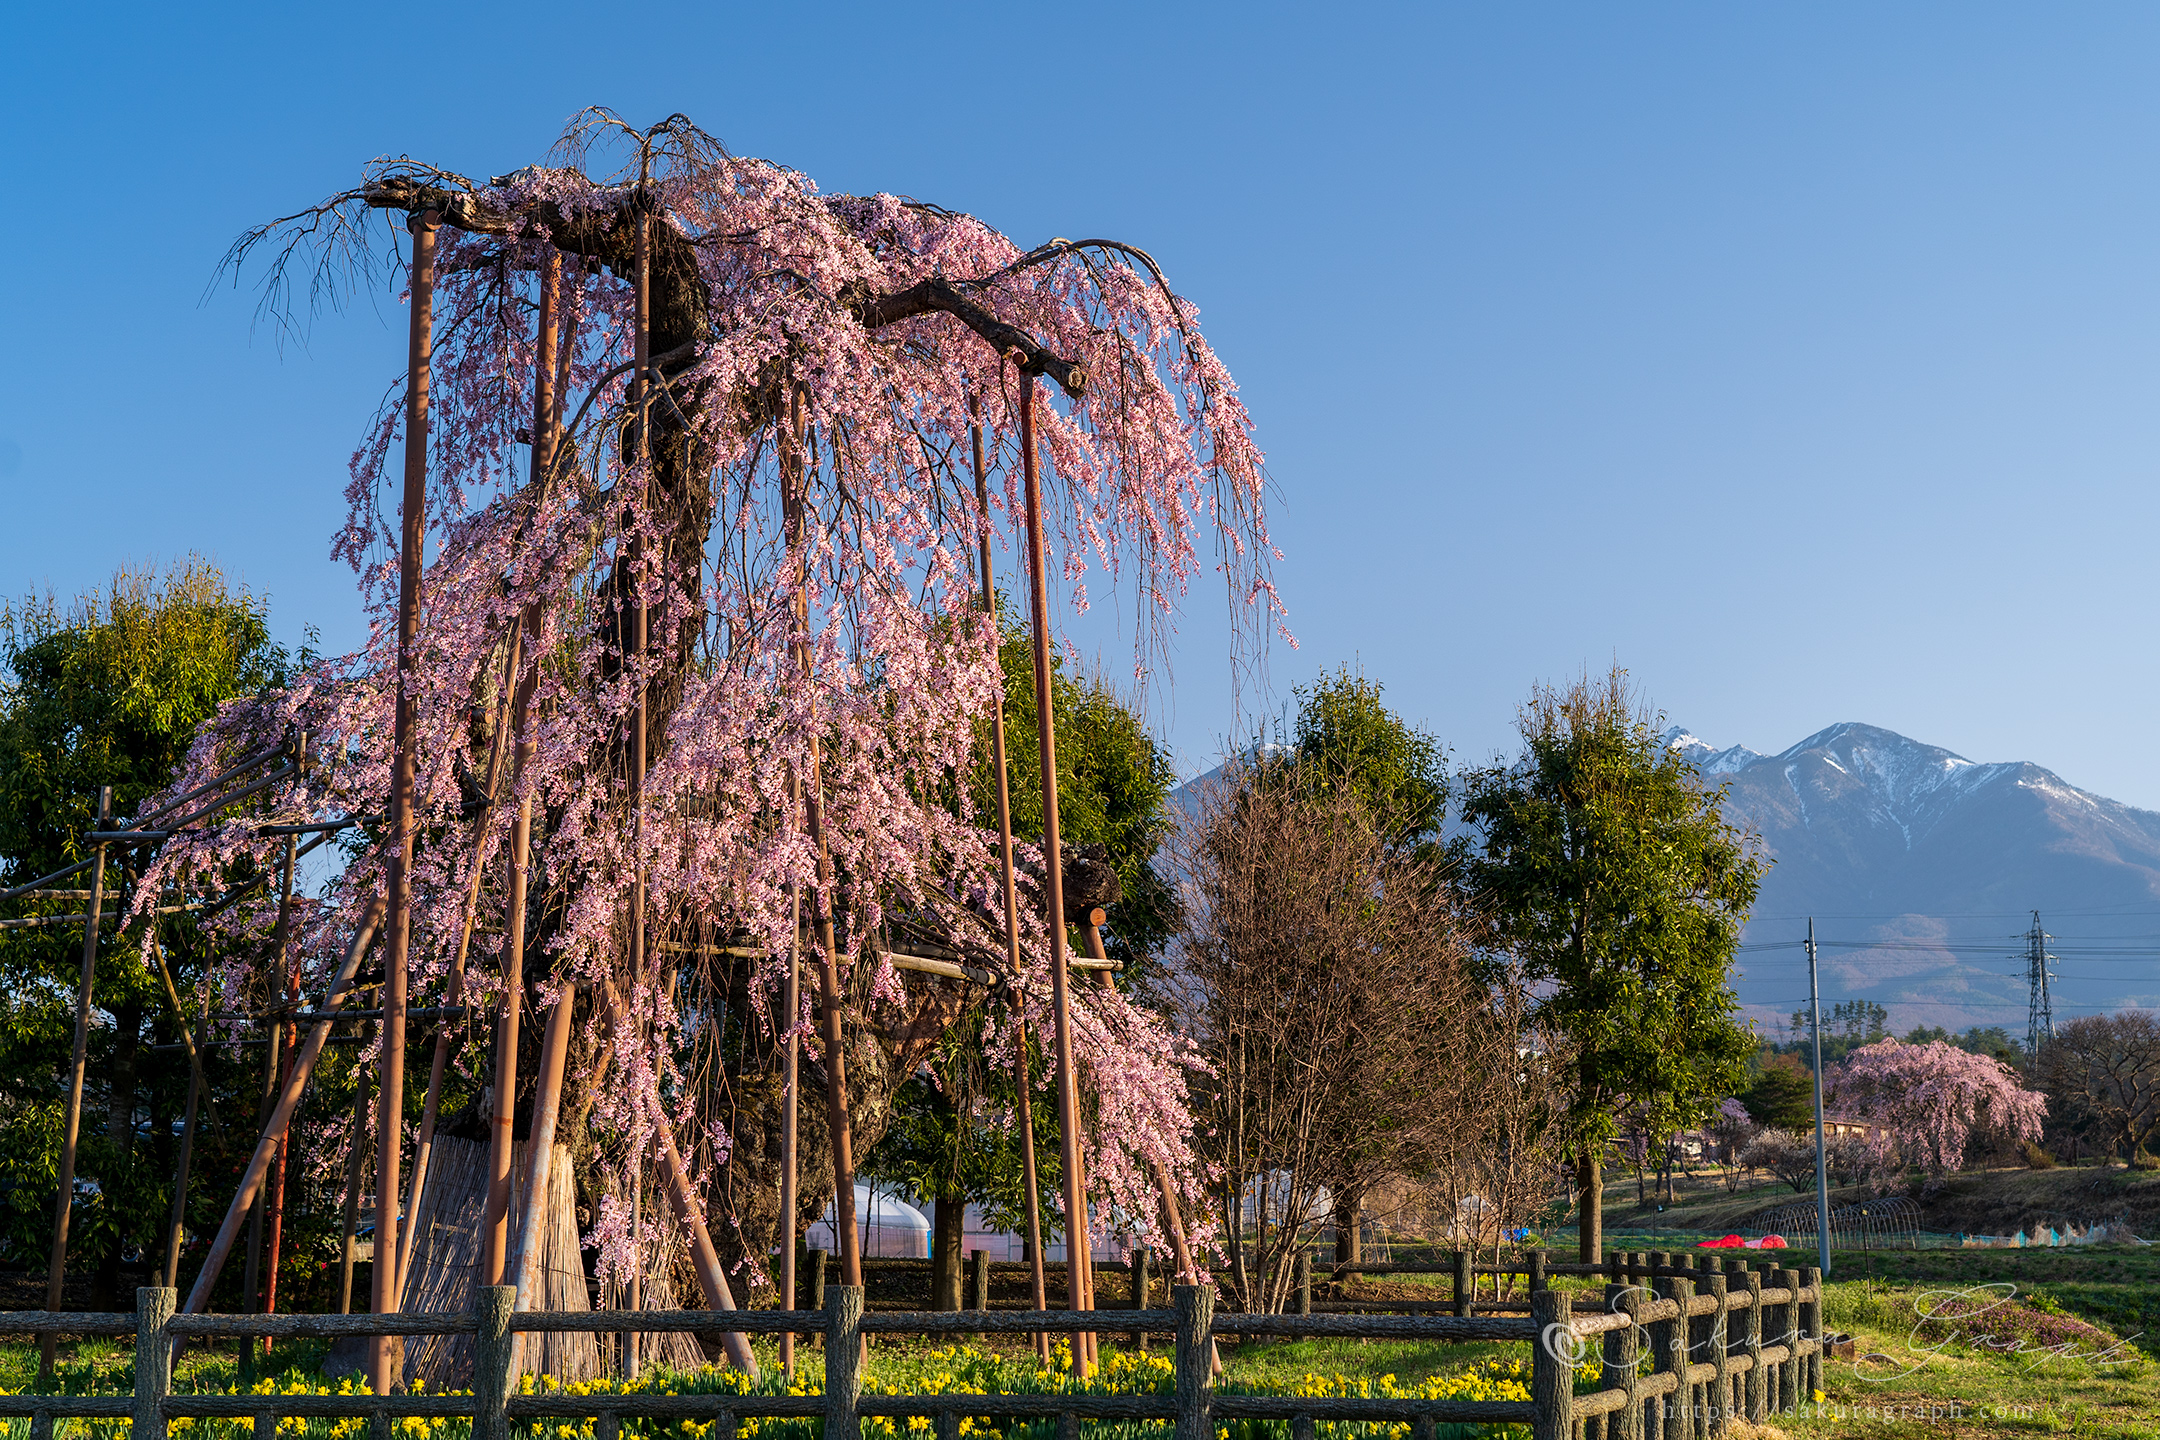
<box><xmin>1828</xmin><ymin>1037</ymin><xmax>2047</xmax><ymax>1179</ymax></box>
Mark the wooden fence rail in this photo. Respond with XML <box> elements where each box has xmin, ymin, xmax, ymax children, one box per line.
<box><xmin>0</xmin><ymin>1266</ymin><xmax>1823</xmax><ymax>1440</ymax></box>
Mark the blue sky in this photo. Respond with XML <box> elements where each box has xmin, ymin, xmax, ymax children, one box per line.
<box><xmin>7</xmin><ymin>5</ymin><xmax>2160</xmax><ymax>803</ymax></box>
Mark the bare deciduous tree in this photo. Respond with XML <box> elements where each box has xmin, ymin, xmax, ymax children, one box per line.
<box><xmin>2041</xmin><ymin>1012</ymin><xmax>2160</xmax><ymax>1165</ymax></box>
<box><xmin>1413</xmin><ymin>980</ymin><xmax>1572</xmax><ymax>1300</ymax></box>
<box><xmin>1160</xmin><ymin>760</ymin><xmax>1513</xmax><ymax>1312</ymax></box>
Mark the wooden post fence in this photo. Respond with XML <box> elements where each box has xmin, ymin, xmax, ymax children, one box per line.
<box><xmin>0</xmin><ymin>1263</ymin><xmax>1823</xmax><ymax>1440</ymax></box>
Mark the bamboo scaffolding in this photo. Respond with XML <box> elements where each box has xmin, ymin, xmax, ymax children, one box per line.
<box><xmin>121</xmin><ymin>740</ymin><xmax>292</xmax><ymax>833</ymax></box>
<box><xmin>87</xmin><ymin>762</ymin><xmax>301</xmax><ymax>843</ymax></box>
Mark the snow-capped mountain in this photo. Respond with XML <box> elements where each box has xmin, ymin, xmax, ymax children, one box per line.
<box><xmin>1662</xmin><ymin>729</ymin><xmax>1765</xmax><ymax>778</ymax></box>
<box><xmin>1667</xmin><ymin>723</ymin><xmax>2160</xmax><ymax>1034</ymax></box>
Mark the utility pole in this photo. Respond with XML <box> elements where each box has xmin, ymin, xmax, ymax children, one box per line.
<box><xmin>1806</xmin><ymin>918</ymin><xmax>1831</xmax><ymax>1278</ymax></box>
<box><xmin>2025</xmin><ymin>910</ymin><xmax>2056</xmax><ymax>1059</ymax></box>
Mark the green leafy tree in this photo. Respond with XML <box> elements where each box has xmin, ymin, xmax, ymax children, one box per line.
<box><xmin>1742</xmin><ymin>1053</ymin><xmax>1816</xmax><ymax>1130</ymax></box>
<box><xmin>1455</xmin><ymin>667</ymin><xmax>1761</xmax><ymax>1263</ymax></box>
<box><xmin>0</xmin><ymin>560</ymin><xmax>289</xmax><ymax>1296</ymax></box>
<box><xmin>973</xmin><ymin>608</ymin><xmax>1179</xmax><ymax>967</ymax></box>
<box><xmin>1278</xmin><ymin>665</ymin><xmax>1447</xmax><ymax>851</ymax></box>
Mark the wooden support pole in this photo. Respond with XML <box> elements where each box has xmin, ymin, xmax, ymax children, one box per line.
<box><xmin>400</xmin><ymin>660</ymin><xmax>515</xmax><ymax>1300</ymax></box>
<box><xmin>39</xmin><ymin>785</ymin><xmax>109</xmax><ymax>1385</ymax></box>
<box><xmin>1076</xmin><ymin>911</ymin><xmax>1130</xmax><ymax>1370</ymax></box>
<box><xmin>972</xmin><ymin>407</ymin><xmax>1052</xmax><ymax>1367</ymax></box>
<box><xmin>782</xmin><ymin>396</ymin><xmax>861</xmax><ymax>1292</ymax></box>
<box><xmin>824</xmin><ymin>1286</ymin><xmax>863</xmax><ymax>1440</ymax></box>
<box><xmin>595</xmin><ymin>981</ymin><xmax>758</xmax><ymax>1375</ymax></box>
<box><xmin>1603</xmin><ymin>1283</ymin><xmax>1642</xmax><ymax>1440</ymax></box>
<box><xmin>1773</xmin><ymin>1266</ymin><xmax>1799</xmax><ymax>1417</ymax></box>
<box><xmin>808</xmin><ymin>730</ymin><xmax>859</xmax><ymax>1293</ymax></box>
<box><xmin>483</xmin><ymin>612</ymin><xmax>540</xmax><ymax>1287</ymax></box>
<box><xmin>1705</xmin><ymin>1268</ymin><xmax>1730</xmax><ymax>1436</ymax></box>
<box><xmin>1017</xmin><ymin>371</ymin><xmax>1089</xmax><ymax>1375</ymax></box>
<box><xmin>1738</xmin><ymin>1264</ymin><xmax>1763</xmax><ymax>1424</ymax></box>
<box><xmin>136</xmin><ymin>1285</ymin><xmax>175</xmax><ymax>1440</ymax></box>
<box><xmin>1648</xmin><ymin>1273</ymin><xmax>1678</xmax><ymax>1440</ymax></box>
<box><xmin>261</xmin><ymin>766</ymin><xmax>306</xmax><ymax>1332</ymax></box>
<box><xmin>339</xmin><ymin>1028</ymin><xmax>374</xmax><ymax>1314</ymax></box>
<box><xmin>483</xmin><ymin>252</ymin><xmax>557</xmax><ymax>1294</ymax></box>
<box><xmin>1802</xmin><ymin>1265</ymin><xmax>1823</xmax><ymax>1408</ymax></box>
<box><xmin>1172</xmin><ymin>1286</ymin><xmax>1213</xmax><ymax>1440</ymax></box>
<box><xmin>1149</xmin><ymin>1159</ymin><xmax>1219</xmax><ymax>1375</ymax></box>
<box><xmin>779</xmin><ymin>902</ymin><xmax>801</xmax><ymax>1377</ymax></box>
<box><xmin>505</xmin><ymin>985</ymin><xmax>575</xmax><ymax>1311</ymax></box>
<box><xmin>240</xmin><ymin>992</ymin><xmax>279</xmax><ymax>1375</ymax></box>
<box><xmin>373</xmin><ymin>208</ymin><xmax>438</xmax><ymax>1395</ymax></box>
<box><xmin>1530</xmin><ymin>1289</ymin><xmax>1574</xmax><ymax>1440</ymax></box>
<box><xmin>473</xmin><ymin>1286</ymin><xmax>514</xmax><ymax>1440</ymax></box>
<box><xmin>1668</xmin><ymin>1273</ymin><xmax>1694</xmax><ymax>1440</ymax></box>
<box><xmin>153</xmin><ymin>933</ymin><xmax>205</xmax><ymax>1292</ymax></box>
<box><xmin>1013</xmin><ymin>1015</ymin><xmax>1051</xmax><ymax>1364</ymax></box>
<box><xmin>182</xmin><ymin>898</ymin><xmax>385</xmax><ymax>1316</ymax></box>
<box><xmin>624</xmin><ymin>190</ymin><xmax>654</xmax><ymax>1378</ymax></box>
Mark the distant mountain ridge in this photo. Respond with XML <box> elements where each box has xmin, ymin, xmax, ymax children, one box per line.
<box><xmin>1665</xmin><ymin>722</ymin><xmax>2160</xmax><ymax>1034</ymax></box>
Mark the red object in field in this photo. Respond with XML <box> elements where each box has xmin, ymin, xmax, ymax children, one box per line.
<box><xmin>1695</xmin><ymin>1233</ymin><xmax>1789</xmax><ymax>1249</ymax></box>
